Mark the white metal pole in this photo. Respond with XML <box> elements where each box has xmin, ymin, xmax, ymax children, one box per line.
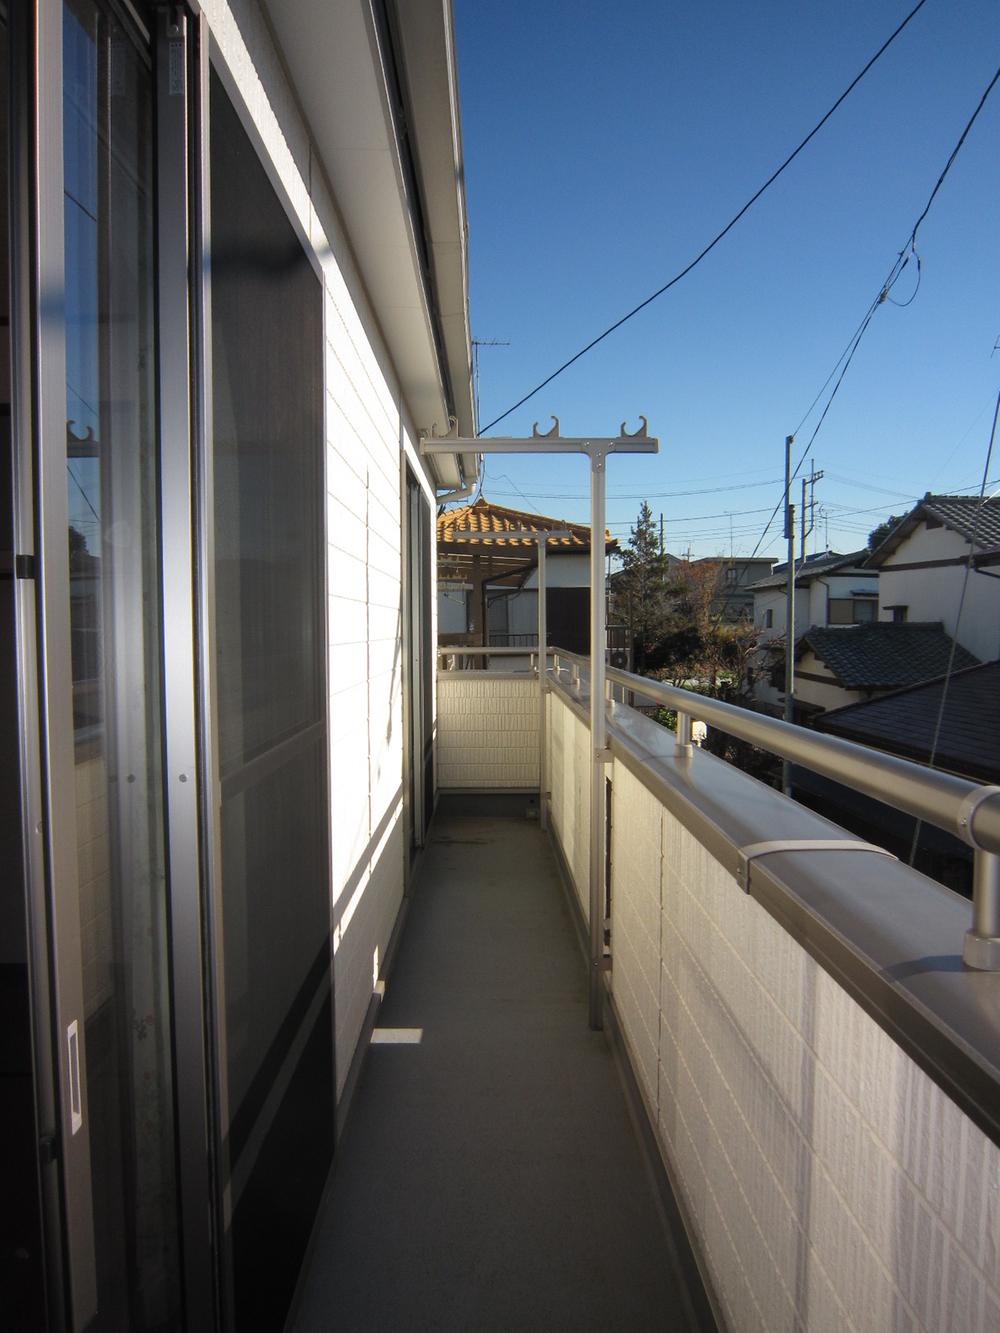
<box><xmin>783</xmin><ymin>435</ymin><xmax>796</xmax><ymax>795</ymax></box>
<box><xmin>589</xmin><ymin>448</ymin><xmax>607</xmax><ymax>1029</ymax></box>
<box><xmin>537</xmin><ymin>538</ymin><xmax>548</xmax><ymax>830</ymax></box>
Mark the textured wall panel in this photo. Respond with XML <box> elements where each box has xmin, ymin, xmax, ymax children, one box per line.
<box><xmin>547</xmin><ymin>691</ymin><xmax>590</xmax><ymax>921</ymax></box>
<box><xmin>437</xmin><ymin>675</ymin><xmax>539</xmax><ymax>788</ymax></box>
<box><xmin>544</xmin><ymin>699</ymin><xmax>1000</xmax><ymax>1332</ymax></box>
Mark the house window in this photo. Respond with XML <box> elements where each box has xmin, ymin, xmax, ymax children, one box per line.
<box><xmin>725</xmin><ymin>566</ymin><xmax>737</xmax><ymax>585</ymax></box>
<box><xmin>764</xmin><ymin>609</ymin><xmax>773</xmax><ymax>628</ymax></box>
<box><xmin>829</xmin><ymin>597</ymin><xmax>877</xmax><ymax>625</ymax></box>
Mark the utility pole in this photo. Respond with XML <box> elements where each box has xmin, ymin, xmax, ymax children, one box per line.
<box><xmin>800</xmin><ymin>465</ymin><xmax>824</xmax><ymax>564</ymax></box>
<box><xmin>783</xmin><ymin>436</ymin><xmax>796</xmax><ymax>795</ymax></box>
<box><xmin>659</xmin><ymin>512</ymin><xmax>664</xmax><ymax>554</ymax></box>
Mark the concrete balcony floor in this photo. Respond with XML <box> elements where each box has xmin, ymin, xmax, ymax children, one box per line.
<box><xmin>291</xmin><ymin>813</ymin><xmax>711</xmax><ymax>1332</ymax></box>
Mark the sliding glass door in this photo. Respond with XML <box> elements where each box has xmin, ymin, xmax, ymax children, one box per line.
<box><xmin>21</xmin><ymin>7</ymin><xmax>334</xmax><ymax>1327</ymax></box>
<box><xmin>50</xmin><ymin>0</ymin><xmax>181</xmax><ymax>1326</ymax></box>
<box><xmin>208</xmin><ymin>67</ymin><xmax>332</xmax><ymax>1330</ymax></box>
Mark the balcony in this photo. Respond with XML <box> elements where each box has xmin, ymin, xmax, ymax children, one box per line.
<box><xmin>293</xmin><ymin>650</ymin><xmax>1000</xmax><ymax>1332</ymax></box>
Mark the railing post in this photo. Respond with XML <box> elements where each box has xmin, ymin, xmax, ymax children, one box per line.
<box><xmin>675</xmin><ymin>709</ymin><xmax>693</xmax><ymax>755</ymax></box>
<box><xmin>964</xmin><ymin>850</ymin><xmax>1000</xmax><ymax>970</ymax></box>
<box><xmin>538</xmin><ymin>540</ymin><xmax>548</xmax><ymax>830</ymax></box>
<box><xmin>589</xmin><ymin>447</ymin><xmax>609</xmax><ymax>1030</ymax></box>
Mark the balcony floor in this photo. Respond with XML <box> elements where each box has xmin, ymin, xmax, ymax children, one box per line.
<box><xmin>291</xmin><ymin>813</ymin><xmax>708</xmax><ymax>1332</ymax></box>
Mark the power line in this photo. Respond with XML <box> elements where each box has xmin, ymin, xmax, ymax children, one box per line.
<box><xmin>714</xmin><ymin>63</ymin><xmax>1000</xmax><ymax>616</ymax></box>
<box><xmin>480</xmin><ymin>0</ymin><xmax>932</xmax><ymax>434</ymax></box>
<box><xmin>908</xmin><ymin>386</ymin><xmax>1000</xmax><ymax>867</ymax></box>
<box><xmin>488</xmin><ymin>476</ymin><xmax>784</xmax><ymax>501</ymax></box>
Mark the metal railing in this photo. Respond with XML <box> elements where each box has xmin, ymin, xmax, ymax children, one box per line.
<box><xmin>438</xmin><ymin>645</ymin><xmax>539</xmax><ymax>671</ymax></box>
<box><xmin>487</xmin><ymin>632</ymin><xmax>539</xmax><ymax>648</ymax></box>
<box><xmin>545</xmin><ymin>648</ymin><xmax>1000</xmax><ymax>969</ymax></box>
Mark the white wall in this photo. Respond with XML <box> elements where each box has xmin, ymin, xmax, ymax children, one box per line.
<box><xmin>437</xmin><ymin>675</ymin><xmax>539</xmax><ymax>788</ymax></box>
<box><xmin>208</xmin><ymin>0</ymin><xmax>432</xmax><ymax>1097</ymax></box>
<box><xmin>438</xmin><ymin>586</ymin><xmax>468</xmax><ymax>635</ymax></box>
<box><xmin>878</xmin><ymin>525</ymin><xmax>1000</xmax><ymax>661</ymax></box>
<box><xmin>547</xmin><ymin>695</ymin><xmax>1000</xmax><ymax>1332</ymax></box>
<box><xmin>795</xmin><ymin>649</ymin><xmax>861</xmax><ymax>712</ymax></box>
<box><xmin>520</xmin><ymin>552</ymin><xmax>591</xmax><ymax>589</ymax></box>
<box><xmin>754</xmin><ymin>572</ymin><xmax>878</xmax><ymax>643</ymax></box>
<box><xmin>755</xmin><ymin>589</ymin><xmax>799</xmax><ymax>643</ymax></box>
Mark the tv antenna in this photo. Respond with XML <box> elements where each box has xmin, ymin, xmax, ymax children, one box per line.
<box><xmin>472</xmin><ymin>337</ymin><xmax>510</xmax><ymax>433</ymax></box>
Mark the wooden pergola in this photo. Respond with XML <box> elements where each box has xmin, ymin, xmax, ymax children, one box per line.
<box><xmin>436</xmin><ymin>497</ymin><xmax>614</xmax><ymax>648</ymax></box>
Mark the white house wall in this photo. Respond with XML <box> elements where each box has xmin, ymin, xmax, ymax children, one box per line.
<box><xmin>520</xmin><ymin>552</ymin><xmax>591</xmax><ymax>589</ymax></box>
<box><xmin>878</xmin><ymin>526</ymin><xmax>1000</xmax><ymax>662</ymax></box>
<box><xmin>487</xmin><ymin>554</ymin><xmax>592</xmax><ymax>640</ymax></box>
<box><xmin>755</xmin><ymin>572</ymin><xmax>878</xmax><ymax>643</ymax></box>
<box><xmin>796</xmin><ymin>650</ymin><xmax>861</xmax><ymax>712</ymax></box>
<box><xmin>206</xmin><ymin>1</ymin><xmax>436</xmax><ymax>1099</ymax></box>
<box><xmin>438</xmin><ymin>586</ymin><xmax>468</xmax><ymax>635</ymax></box>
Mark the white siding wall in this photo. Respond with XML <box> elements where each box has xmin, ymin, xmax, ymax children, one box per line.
<box><xmin>438</xmin><ymin>586</ymin><xmax>468</xmax><ymax>635</ymax></box>
<box><xmin>437</xmin><ymin>675</ymin><xmax>539</xmax><ymax>788</ymax></box>
<box><xmin>754</xmin><ymin>572</ymin><xmax>878</xmax><ymax>644</ymax></box>
<box><xmin>878</xmin><ymin>526</ymin><xmax>1000</xmax><ymax>662</ymax></box>
<box><xmin>208</xmin><ymin>0</ymin><xmax>424</xmax><ymax>1097</ymax></box>
<box><xmin>548</xmin><ymin>699</ymin><xmax>1000</xmax><ymax>1332</ymax></box>
<box><xmin>520</xmin><ymin>552</ymin><xmax>591</xmax><ymax>589</ymax></box>
<box><xmin>796</xmin><ymin>649</ymin><xmax>863</xmax><ymax>712</ymax></box>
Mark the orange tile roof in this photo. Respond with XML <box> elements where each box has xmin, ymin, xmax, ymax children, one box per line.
<box><xmin>436</xmin><ymin>497</ymin><xmax>616</xmax><ymax>550</ymax></box>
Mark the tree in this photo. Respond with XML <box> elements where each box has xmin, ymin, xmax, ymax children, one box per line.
<box><xmin>868</xmin><ymin>513</ymin><xmax>906</xmax><ymax>551</ymax></box>
<box><xmin>614</xmin><ymin>501</ymin><xmax>672</xmax><ymax>671</ymax></box>
<box><xmin>647</xmin><ymin>559</ymin><xmax>760</xmax><ymax>695</ymax></box>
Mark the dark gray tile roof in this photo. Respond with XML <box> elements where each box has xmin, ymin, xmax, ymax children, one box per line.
<box><xmin>748</xmin><ymin>549</ymin><xmax>871</xmax><ymax>591</ymax></box>
<box><xmin>923</xmin><ymin>494</ymin><xmax>1000</xmax><ymax>547</ymax></box>
<box><xmin>816</xmin><ymin>660</ymin><xmax>1000</xmax><ymax>782</ymax></box>
<box><xmin>867</xmin><ymin>494</ymin><xmax>1000</xmax><ymax>565</ymax></box>
<box><xmin>799</xmin><ymin>622</ymin><xmax>980</xmax><ymax>690</ymax></box>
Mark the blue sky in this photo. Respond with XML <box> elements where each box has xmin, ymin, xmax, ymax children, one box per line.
<box><xmin>452</xmin><ymin>0</ymin><xmax>999</xmax><ymax>560</ymax></box>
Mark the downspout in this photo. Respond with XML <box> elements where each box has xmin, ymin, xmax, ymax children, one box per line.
<box><xmin>434</xmin><ymin>454</ymin><xmax>482</xmax><ymax>507</ymax></box>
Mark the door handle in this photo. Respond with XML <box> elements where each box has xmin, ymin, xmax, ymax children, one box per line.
<box><xmin>66</xmin><ymin>1019</ymin><xmax>83</xmax><ymax>1135</ymax></box>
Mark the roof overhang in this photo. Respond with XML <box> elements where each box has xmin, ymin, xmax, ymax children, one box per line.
<box><xmin>262</xmin><ymin>0</ymin><xmax>476</xmax><ymax>490</ymax></box>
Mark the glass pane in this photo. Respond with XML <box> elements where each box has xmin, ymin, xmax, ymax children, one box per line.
<box><xmin>209</xmin><ymin>70</ymin><xmax>331</xmax><ymax>1330</ymax></box>
<box><xmin>62</xmin><ymin>2</ymin><xmax>181</xmax><ymax>1327</ymax></box>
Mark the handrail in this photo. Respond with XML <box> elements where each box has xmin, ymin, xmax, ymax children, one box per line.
<box><xmin>547</xmin><ymin>648</ymin><xmax>1000</xmax><ymax>856</ymax></box>
<box><xmin>544</xmin><ymin>648</ymin><xmax>1000</xmax><ymax>969</ymax></box>
<box><xmin>436</xmin><ymin>643</ymin><xmax>999</xmax><ymax>960</ymax></box>
<box><xmin>437</xmin><ymin>646</ymin><xmax>536</xmax><ymax>657</ymax></box>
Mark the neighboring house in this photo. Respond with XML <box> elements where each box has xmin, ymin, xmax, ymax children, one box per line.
<box><xmin>869</xmin><ymin>493</ymin><xmax>1000</xmax><ymax>660</ymax></box>
<box><xmin>3</xmin><ymin>4</ymin><xmax>475</xmax><ymax>1328</ymax></box>
<box><xmin>691</xmin><ymin>555</ymin><xmax>776</xmax><ymax>621</ymax></box>
<box><xmin>800</xmin><ymin>660</ymin><xmax>1000</xmax><ymax>897</ymax></box>
<box><xmin>751</xmin><ymin>550</ymin><xmax>877</xmax><ymax>643</ymax></box>
<box><xmin>816</xmin><ymin>660</ymin><xmax>1000</xmax><ymax>784</ymax></box>
<box><xmin>436</xmin><ymin>498</ymin><xmax>617</xmax><ymax>655</ymax></box>
<box><xmin>792</xmin><ymin>621</ymin><xmax>979</xmax><ymax>717</ymax></box>
<box><xmin>748</xmin><ymin>550</ymin><xmax>878</xmax><ymax>712</ymax></box>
